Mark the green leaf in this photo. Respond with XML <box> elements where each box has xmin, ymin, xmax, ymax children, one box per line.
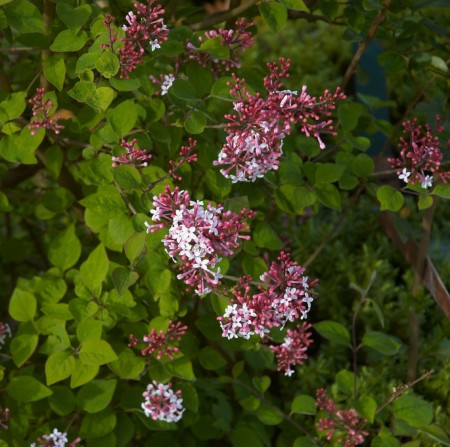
<box><xmin>76</xmin><ymin>320</ymin><xmax>103</xmax><ymax>343</ymax></box>
<box><xmin>336</xmin><ymin>370</ymin><xmax>356</xmax><ymax>396</ymax></box>
<box><xmin>80</xmin><ymin>185</ymin><xmax>126</xmax><ymax>219</ymax></box>
<box><xmin>184</xmin><ymin>111</ymin><xmax>207</xmax><ymax>134</ymax></box>
<box><xmin>80</xmin><ymin>409</ymin><xmax>117</xmax><ymax>439</ymax></box>
<box><xmin>88</xmin><ymin>86</ymin><xmax>116</xmax><ymax>112</ymax></box>
<box><xmin>44</xmin><ymin>145</ymin><xmax>64</xmax><ymax>180</ymax></box>
<box><xmin>418</xmin><ymin>425</ymin><xmax>450</xmax><ymax>446</ymax></box>
<box><xmin>315</xmin><ymin>163</ymin><xmax>345</xmax><ymax>183</ymax></box>
<box><xmin>392</xmin><ymin>395</ymin><xmax>433</xmax><ymax>427</ymax></box>
<box><xmin>6</xmin><ymin>376</ymin><xmax>52</xmax><ymax>402</ymax></box>
<box><xmin>79</xmin><ymin>244</ymin><xmax>109</xmax><ymax>291</ymax></box>
<box><xmin>48</xmin><ymin>224</ymin><xmax>82</xmax><ymax>271</ymax></box>
<box><xmin>48</xmin><ymin>386</ymin><xmax>77</xmax><ymax>416</ymax></box>
<box><xmin>366</xmin><ymin>298</ymin><xmax>385</xmax><ymax>328</ymax></box>
<box><xmin>253</xmin><ymin>222</ymin><xmax>284</xmax><ymax>250</ymax></box>
<box><xmin>70</xmin><ymin>359</ymin><xmax>99</xmax><ymax>388</ymax></box>
<box><xmin>199</xmin><ymin>346</ymin><xmax>227</xmax><ymax>370</ymax></box>
<box><xmin>109</xmin><ymin>100</ymin><xmax>138</xmax><ymax>137</ymax></box>
<box><xmin>259</xmin><ymin>3</ymin><xmax>288</xmax><ymax>32</ymax></box>
<box><xmin>205</xmin><ymin>169</ymin><xmax>232</xmax><ymax>198</ymax></box>
<box><xmin>166</xmin><ymin>356</ymin><xmax>195</xmax><ymax>381</ymax></box>
<box><xmin>433</xmin><ymin>183</ymin><xmax>450</xmax><ymax>199</ymax></box>
<box><xmin>351</xmin><ymin>153</ymin><xmax>374</xmax><ymax>178</ymax></box>
<box><xmin>96</xmin><ymin>51</ymin><xmax>120</xmax><ymax>79</ymax></box>
<box><xmin>239</xmin><ymin>396</ymin><xmax>261</xmax><ymax>411</ymax></box>
<box><xmin>338</xmin><ymin>103</ymin><xmax>361</xmax><ymax>131</ymax></box>
<box><xmin>291</xmin><ymin>395</ymin><xmax>316</xmax><ymax>415</ymax></box>
<box><xmin>257</xmin><ymin>404</ymin><xmax>284</xmax><ymax>425</ymax></box>
<box><xmin>187</xmin><ymin>64</ymin><xmax>213</xmax><ymax>97</ymax></box>
<box><xmin>10</xmin><ymin>334</ymin><xmax>39</xmax><ymax>367</ymax></box>
<box><xmin>252</xmin><ymin>376</ymin><xmax>271</xmax><ymax>393</ymax></box>
<box><xmin>108</xmin><ymin>349</ymin><xmax>145</xmax><ymax>379</ymax></box>
<box><xmin>110</xmin><ymin>76</ymin><xmax>141</xmax><ymax>92</ymax></box>
<box><xmin>3</xmin><ymin>0</ymin><xmax>44</xmax><ymax>34</ymax></box>
<box><xmin>77</xmin><ymin>379</ymin><xmax>117</xmax><ymax>413</ymax></box>
<box><xmin>315</xmin><ymin>183</ymin><xmax>342</xmax><ymax>211</ymax></box>
<box><xmin>293</xmin><ymin>437</ymin><xmax>316</xmax><ymax>447</ymax></box>
<box><xmin>377</xmin><ymin>185</ymin><xmax>404</xmax><ymax>211</ymax></box>
<box><xmin>275</xmin><ymin>185</ymin><xmax>316</xmax><ymax>214</ymax></box>
<box><xmin>198</xmin><ymin>36</ymin><xmax>230</xmax><ymax>60</ymax></box>
<box><xmin>56</xmin><ymin>3</ymin><xmax>91</xmax><ymax>34</ymax></box>
<box><xmin>43</xmin><ymin>55</ymin><xmax>66</xmax><ymax>91</ymax></box>
<box><xmin>0</xmin><ymin>126</ymin><xmax>45</xmax><ymax>164</ymax></box>
<box><xmin>278</xmin><ymin>0</ymin><xmax>308</xmax><ymax>10</ymax></box>
<box><xmin>170</xmin><ymin>79</ymin><xmax>197</xmax><ymax>100</ymax></box>
<box><xmin>362</xmin><ymin>330</ymin><xmax>401</xmax><ymax>355</ymax></box>
<box><xmin>112</xmin><ymin>164</ymin><xmax>141</xmax><ymax>190</ymax></box>
<box><xmin>79</xmin><ymin>339</ymin><xmax>118</xmax><ymax>366</ymax></box>
<box><xmin>211</xmin><ymin>77</ymin><xmax>235</xmax><ymax>101</ymax></box>
<box><xmin>418</xmin><ymin>193</ymin><xmax>433</xmax><ymax>210</ymax></box>
<box><xmin>314</xmin><ymin>320</ymin><xmax>350</xmax><ymax>346</ymax></box>
<box><xmin>112</xmin><ymin>268</ymin><xmax>139</xmax><ymax>295</ymax></box>
<box><xmin>230</xmin><ymin>425</ymin><xmax>263</xmax><ymax>447</ymax></box>
<box><xmin>45</xmin><ymin>351</ymin><xmax>76</xmax><ymax>385</ymax></box>
<box><xmin>50</xmin><ymin>30</ymin><xmax>89</xmax><ymax>52</ymax></box>
<box><xmin>354</xmin><ymin>396</ymin><xmax>377</xmax><ymax>423</ymax></box>
<box><xmin>76</xmin><ymin>53</ymin><xmax>98</xmax><ymax>73</ymax></box>
<box><xmin>124</xmin><ymin>232</ymin><xmax>147</xmax><ymax>264</ymax></box>
<box><xmin>0</xmin><ymin>91</ymin><xmax>27</xmax><ymax>121</ymax></box>
<box><xmin>9</xmin><ymin>288</ymin><xmax>36</xmax><ymax>322</ymax></box>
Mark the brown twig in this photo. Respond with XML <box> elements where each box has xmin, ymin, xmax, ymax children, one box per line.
<box><xmin>340</xmin><ymin>0</ymin><xmax>392</xmax><ymax>90</ymax></box>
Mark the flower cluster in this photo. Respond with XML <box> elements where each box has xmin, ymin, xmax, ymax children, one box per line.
<box><xmin>388</xmin><ymin>116</ymin><xmax>448</xmax><ymax>190</ymax></box>
<box><xmin>219</xmin><ymin>252</ymin><xmax>317</xmax><ymax>340</ymax></box>
<box><xmin>186</xmin><ymin>18</ymin><xmax>254</xmax><ymax>74</ymax></box>
<box><xmin>112</xmin><ymin>138</ymin><xmax>152</xmax><ymax>168</ymax></box>
<box><xmin>214</xmin><ymin>58</ymin><xmax>346</xmax><ymax>182</ymax></box>
<box><xmin>142</xmin><ymin>381</ymin><xmax>185</xmax><ymax>422</ymax></box>
<box><xmin>0</xmin><ymin>322</ymin><xmax>11</xmax><ymax>347</ymax></box>
<box><xmin>30</xmin><ymin>429</ymin><xmax>81</xmax><ymax>447</ymax></box>
<box><xmin>150</xmin><ymin>73</ymin><xmax>176</xmax><ymax>96</ymax></box>
<box><xmin>129</xmin><ymin>320</ymin><xmax>187</xmax><ymax>360</ymax></box>
<box><xmin>28</xmin><ymin>88</ymin><xmax>64</xmax><ymax>136</ymax></box>
<box><xmin>269</xmin><ymin>323</ymin><xmax>313</xmax><ymax>376</ymax></box>
<box><xmin>146</xmin><ymin>186</ymin><xmax>253</xmax><ymax>294</ymax></box>
<box><xmin>104</xmin><ymin>1</ymin><xmax>169</xmax><ymax>78</ymax></box>
<box><xmin>316</xmin><ymin>389</ymin><xmax>368</xmax><ymax>447</ymax></box>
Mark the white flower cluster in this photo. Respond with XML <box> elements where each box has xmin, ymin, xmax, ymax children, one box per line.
<box><xmin>30</xmin><ymin>429</ymin><xmax>68</xmax><ymax>447</ymax></box>
<box><xmin>142</xmin><ymin>381</ymin><xmax>185</xmax><ymax>423</ymax></box>
<box><xmin>160</xmin><ymin>74</ymin><xmax>175</xmax><ymax>95</ymax></box>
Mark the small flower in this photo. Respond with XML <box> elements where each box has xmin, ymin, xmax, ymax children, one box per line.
<box><xmin>421</xmin><ymin>174</ymin><xmax>433</xmax><ymax>189</ymax></box>
<box><xmin>142</xmin><ymin>381</ymin><xmax>185</xmax><ymax>422</ymax></box>
<box><xmin>112</xmin><ymin>138</ymin><xmax>152</xmax><ymax>167</ymax></box>
<box><xmin>30</xmin><ymin>428</ymin><xmax>81</xmax><ymax>447</ymax></box>
<box><xmin>149</xmin><ymin>38</ymin><xmax>161</xmax><ymax>51</ymax></box>
<box><xmin>28</xmin><ymin>88</ymin><xmax>64</xmax><ymax>136</ymax></box>
<box><xmin>399</xmin><ymin>168</ymin><xmax>411</xmax><ymax>183</ymax></box>
<box><xmin>161</xmin><ymin>73</ymin><xmax>175</xmax><ymax>95</ymax></box>
<box><xmin>0</xmin><ymin>323</ymin><xmax>11</xmax><ymax>347</ymax></box>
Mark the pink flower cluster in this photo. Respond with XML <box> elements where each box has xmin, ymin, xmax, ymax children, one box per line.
<box><xmin>28</xmin><ymin>88</ymin><xmax>64</xmax><ymax>136</ymax></box>
<box><xmin>214</xmin><ymin>58</ymin><xmax>345</xmax><ymax>182</ymax></box>
<box><xmin>146</xmin><ymin>186</ymin><xmax>253</xmax><ymax>294</ymax></box>
<box><xmin>269</xmin><ymin>323</ymin><xmax>313</xmax><ymax>376</ymax></box>
<box><xmin>129</xmin><ymin>320</ymin><xmax>187</xmax><ymax>360</ymax></box>
<box><xmin>112</xmin><ymin>138</ymin><xmax>152</xmax><ymax>168</ymax></box>
<box><xmin>219</xmin><ymin>252</ymin><xmax>317</xmax><ymax>339</ymax></box>
<box><xmin>168</xmin><ymin>138</ymin><xmax>198</xmax><ymax>181</ymax></box>
<box><xmin>388</xmin><ymin>116</ymin><xmax>448</xmax><ymax>190</ymax></box>
<box><xmin>104</xmin><ymin>1</ymin><xmax>169</xmax><ymax>78</ymax></box>
<box><xmin>186</xmin><ymin>18</ymin><xmax>254</xmax><ymax>74</ymax></box>
<box><xmin>316</xmin><ymin>389</ymin><xmax>368</xmax><ymax>447</ymax></box>
<box><xmin>30</xmin><ymin>429</ymin><xmax>81</xmax><ymax>447</ymax></box>
<box><xmin>142</xmin><ymin>381</ymin><xmax>185</xmax><ymax>422</ymax></box>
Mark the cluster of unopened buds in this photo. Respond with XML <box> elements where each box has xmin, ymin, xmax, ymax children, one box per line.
<box><xmin>214</xmin><ymin>58</ymin><xmax>345</xmax><ymax>182</ymax></box>
<box><xmin>30</xmin><ymin>429</ymin><xmax>81</xmax><ymax>447</ymax></box>
<box><xmin>269</xmin><ymin>323</ymin><xmax>313</xmax><ymax>376</ymax></box>
<box><xmin>186</xmin><ymin>18</ymin><xmax>254</xmax><ymax>74</ymax></box>
<box><xmin>129</xmin><ymin>320</ymin><xmax>187</xmax><ymax>360</ymax></box>
<box><xmin>219</xmin><ymin>252</ymin><xmax>317</xmax><ymax>338</ymax></box>
<box><xmin>388</xmin><ymin>115</ymin><xmax>449</xmax><ymax>190</ymax></box>
<box><xmin>142</xmin><ymin>381</ymin><xmax>185</xmax><ymax>422</ymax></box>
<box><xmin>104</xmin><ymin>0</ymin><xmax>168</xmax><ymax>78</ymax></box>
<box><xmin>316</xmin><ymin>389</ymin><xmax>368</xmax><ymax>447</ymax></box>
<box><xmin>146</xmin><ymin>186</ymin><xmax>254</xmax><ymax>294</ymax></box>
<box><xmin>112</xmin><ymin>138</ymin><xmax>152</xmax><ymax>168</ymax></box>
<box><xmin>28</xmin><ymin>88</ymin><xmax>64</xmax><ymax>136</ymax></box>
